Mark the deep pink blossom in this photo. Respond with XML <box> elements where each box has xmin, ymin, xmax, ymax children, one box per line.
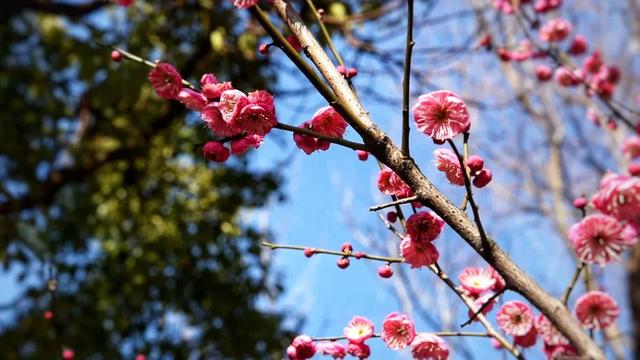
<box><xmin>591</xmin><ymin>172</ymin><xmax>640</xmax><ymax>225</ymax></box>
<box><xmin>622</xmin><ymin>136</ymin><xmax>640</xmax><ymax>159</ymax></box>
<box><xmin>554</xmin><ymin>67</ymin><xmax>581</xmax><ymax>87</ymax></box>
<box><xmin>496</xmin><ymin>301</ymin><xmax>534</xmax><ymax>336</ymax></box>
<box><xmin>201</xmin><ymin>103</ymin><xmax>241</xmax><ymax>137</ymax></box>
<box><xmin>472</xmin><ymin>168</ymin><xmax>492</xmax><ymax>188</ymax></box>
<box><xmin>535</xmin><ymin>64</ymin><xmax>553</xmax><ymax>81</ymax></box>
<box><xmin>178</xmin><ymin>88</ymin><xmax>208</xmax><ymax>112</ymax></box>
<box><xmin>459</xmin><ymin>267</ymin><xmax>496</xmax><ymax>295</ymax></box>
<box><xmin>583</xmin><ymin>50</ymin><xmax>604</xmax><ymax>74</ymax></box>
<box><xmin>406</xmin><ymin>211</ymin><xmax>445</xmax><ymax>243</ymax></box>
<box><xmin>413</xmin><ymin>90</ymin><xmax>470</xmax><ymax>141</ymax></box>
<box><xmin>381</xmin><ymin>312</ymin><xmax>416</xmax><ymax>350</ymax></box>
<box><xmin>343</xmin><ymin>316</ymin><xmax>374</xmax><ymax>344</ymax></box>
<box><xmin>534</xmin><ymin>0</ymin><xmax>562</xmax><ymax>13</ymax></box>
<box><xmin>292</xmin><ymin>121</ymin><xmax>330</xmax><ymax>155</ymax></box>
<box><xmin>291</xmin><ymin>335</ymin><xmax>316</xmax><ymax>359</ymax></box>
<box><xmin>401</xmin><ymin>237</ymin><xmax>439</xmax><ymax>268</ymax></box>
<box><xmin>410</xmin><ymin>333</ymin><xmax>450</xmax><ymax>360</ymax></box>
<box><xmin>116</xmin><ymin>0</ymin><xmax>134</xmax><ymax>6</ymax></box>
<box><xmin>488</xmin><ymin>267</ymin><xmax>506</xmax><ymax>292</ymax></box>
<box><xmin>230</xmin><ymin>134</ymin><xmax>264</xmax><ymax>155</ymax></box>
<box><xmin>569</xmin><ymin>214</ymin><xmax>637</xmax><ymax>265</ymax></box>
<box><xmin>201</xmin><ymin>74</ymin><xmax>233</xmax><ymax>99</ymax></box>
<box><xmin>111</xmin><ymin>50</ymin><xmax>122</xmax><ymax>62</ymax></box>
<box><xmin>514</xmin><ymin>326</ymin><xmax>538</xmax><ymax>348</ymax></box>
<box><xmin>543</xmin><ymin>343</ymin><xmax>578</xmax><ymax>359</ymax></box>
<box><xmin>229</xmin><ymin>90</ymin><xmax>277</xmax><ymax>136</ymax></box>
<box><xmin>202</xmin><ymin>141</ymin><xmax>230</xmax><ymax>163</ymax></box>
<box><xmin>233</xmin><ymin>0</ymin><xmax>259</xmax><ymax>9</ymax></box>
<box><xmin>433</xmin><ymin>148</ymin><xmax>465</xmax><ymax>186</ymax></box>
<box><xmin>575</xmin><ymin>291</ymin><xmax>619</xmax><ymax>329</ymax></box>
<box><xmin>539</xmin><ymin>19</ymin><xmax>572</xmax><ymax>43</ymax></box>
<box><xmin>356</xmin><ymin>150</ymin><xmax>369</xmax><ymax>161</ymax></box>
<box><xmin>346</xmin><ymin>342</ymin><xmax>370</xmax><ymax>359</ymax></box>
<box><xmin>148</xmin><ymin>63</ymin><xmax>183</xmax><ymax>100</ymax></box>
<box><xmin>535</xmin><ymin>315</ymin><xmax>569</xmax><ymax>346</ymax></box>
<box><xmin>377</xmin><ymin>168</ymin><xmax>411</xmax><ymax>197</ymax></box>
<box><xmin>309</xmin><ymin>106</ymin><xmax>348</xmax><ymax>138</ymax></box>
<box><xmin>316</xmin><ymin>342</ymin><xmax>347</xmax><ymax>359</ymax></box>
<box><xmin>568</xmin><ymin>35</ymin><xmax>588</xmax><ymax>55</ymax></box>
<box><xmin>467</xmin><ymin>155</ymin><xmax>484</xmax><ymax>174</ymax></box>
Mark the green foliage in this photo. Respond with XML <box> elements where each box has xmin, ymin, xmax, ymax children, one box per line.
<box><xmin>0</xmin><ymin>1</ymin><xmax>291</xmax><ymax>358</ymax></box>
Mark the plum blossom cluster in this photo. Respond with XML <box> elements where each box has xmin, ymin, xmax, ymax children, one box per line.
<box><xmin>401</xmin><ymin>211</ymin><xmax>445</xmax><ymax>268</ymax></box>
<box><xmin>286</xmin><ymin>313</ymin><xmax>449</xmax><ymax>359</ymax></box>
<box><xmin>433</xmin><ymin>150</ymin><xmax>492</xmax><ymax>188</ymax></box>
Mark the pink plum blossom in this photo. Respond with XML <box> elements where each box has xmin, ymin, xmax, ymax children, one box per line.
<box><xmin>381</xmin><ymin>312</ymin><xmax>416</xmax><ymax>350</ymax></box>
<box><xmin>569</xmin><ymin>214</ymin><xmax>637</xmax><ymax>265</ymax></box>
<box><xmin>413</xmin><ymin>90</ymin><xmax>470</xmax><ymax>141</ymax></box>
<box><xmin>574</xmin><ymin>291</ymin><xmax>619</xmax><ymax>329</ymax></box>
<box><xmin>459</xmin><ymin>267</ymin><xmax>496</xmax><ymax>295</ymax></box>
<box><xmin>406</xmin><ymin>211</ymin><xmax>445</xmax><ymax>243</ymax></box>
<box><xmin>410</xmin><ymin>333</ymin><xmax>450</xmax><ymax>360</ymax></box>
<box><xmin>343</xmin><ymin>316</ymin><xmax>374</xmax><ymax>344</ymax></box>
<box><xmin>178</xmin><ymin>88</ymin><xmax>208</xmax><ymax>112</ymax></box>
<box><xmin>591</xmin><ymin>172</ymin><xmax>640</xmax><ymax>225</ymax></box>
<box><xmin>148</xmin><ymin>63</ymin><xmax>183</xmax><ymax>100</ymax></box>
<box><xmin>433</xmin><ymin>148</ymin><xmax>465</xmax><ymax>186</ymax></box>
<box><xmin>539</xmin><ymin>18</ymin><xmax>572</xmax><ymax>43</ymax></box>
<box><xmin>401</xmin><ymin>237</ymin><xmax>439</xmax><ymax>268</ymax></box>
<box><xmin>496</xmin><ymin>301</ymin><xmax>534</xmax><ymax>336</ymax></box>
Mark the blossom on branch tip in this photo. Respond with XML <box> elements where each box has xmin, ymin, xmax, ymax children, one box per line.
<box><xmin>229</xmin><ymin>90</ymin><xmax>277</xmax><ymax>136</ymax></box>
<box><xmin>569</xmin><ymin>214</ymin><xmax>638</xmax><ymax>265</ymax></box>
<box><xmin>310</xmin><ymin>106</ymin><xmax>348</xmax><ymax>138</ymax></box>
<box><xmin>496</xmin><ymin>301</ymin><xmax>534</xmax><ymax>336</ymax></box>
<box><xmin>574</xmin><ymin>291</ymin><xmax>619</xmax><ymax>329</ymax></box>
<box><xmin>401</xmin><ymin>237</ymin><xmax>439</xmax><ymax>268</ymax></box>
<box><xmin>410</xmin><ymin>333</ymin><xmax>450</xmax><ymax>360</ymax></box>
<box><xmin>381</xmin><ymin>312</ymin><xmax>416</xmax><ymax>350</ymax></box>
<box><xmin>413</xmin><ymin>90</ymin><xmax>470</xmax><ymax>141</ymax></box>
<box><xmin>290</xmin><ymin>335</ymin><xmax>316</xmax><ymax>359</ymax></box>
<box><xmin>148</xmin><ymin>63</ymin><xmax>183</xmax><ymax>100</ymax></box>
<box><xmin>343</xmin><ymin>316</ymin><xmax>374</xmax><ymax>344</ymax></box>
<box><xmin>433</xmin><ymin>148</ymin><xmax>464</xmax><ymax>186</ymax></box>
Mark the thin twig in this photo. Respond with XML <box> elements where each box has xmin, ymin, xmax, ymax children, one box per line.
<box><xmin>562</xmin><ymin>262</ymin><xmax>586</xmax><ymax>305</ymax></box>
<box><xmin>400</xmin><ymin>0</ymin><xmax>414</xmax><ymax>158</ymax></box>
<box><xmin>274</xmin><ymin>122</ymin><xmax>368</xmax><ymax>151</ymax></box>
<box><xmin>261</xmin><ymin>241</ymin><xmax>404</xmax><ymax>263</ymax></box>
<box><xmin>461</xmin><ymin>288</ymin><xmax>505</xmax><ymax>327</ymax></box>
<box><xmin>311</xmin><ymin>331</ymin><xmax>490</xmax><ymax>342</ymax></box>
<box><xmin>369</xmin><ymin>195</ymin><xmax>418</xmax><ymax>212</ymax></box>
<box><xmin>304</xmin><ymin>0</ymin><xmax>344</xmax><ymax>66</ymax></box>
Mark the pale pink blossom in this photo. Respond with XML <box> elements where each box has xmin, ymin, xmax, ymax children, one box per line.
<box><xmin>410</xmin><ymin>333</ymin><xmax>450</xmax><ymax>360</ymax></box>
<box><xmin>433</xmin><ymin>149</ymin><xmax>465</xmax><ymax>186</ymax></box>
<box><xmin>569</xmin><ymin>214</ymin><xmax>637</xmax><ymax>265</ymax></box>
<box><xmin>539</xmin><ymin>18</ymin><xmax>572</xmax><ymax>43</ymax></box>
<box><xmin>591</xmin><ymin>172</ymin><xmax>640</xmax><ymax>225</ymax></box>
<box><xmin>459</xmin><ymin>267</ymin><xmax>496</xmax><ymax>295</ymax></box>
<box><xmin>535</xmin><ymin>314</ymin><xmax>569</xmax><ymax>346</ymax></box>
<box><xmin>230</xmin><ymin>134</ymin><xmax>264</xmax><ymax>155</ymax></box>
<box><xmin>406</xmin><ymin>211</ymin><xmax>445</xmax><ymax>243</ymax></box>
<box><xmin>496</xmin><ymin>301</ymin><xmax>534</xmax><ymax>336</ymax></box>
<box><xmin>316</xmin><ymin>342</ymin><xmax>347</xmax><ymax>359</ymax></box>
<box><xmin>346</xmin><ymin>342</ymin><xmax>370</xmax><ymax>359</ymax></box>
<box><xmin>309</xmin><ymin>106</ymin><xmax>348</xmax><ymax>138</ymax></box>
<box><xmin>343</xmin><ymin>316</ymin><xmax>374</xmax><ymax>344</ymax></box>
<box><xmin>401</xmin><ymin>237</ymin><xmax>439</xmax><ymax>268</ymax></box>
<box><xmin>201</xmin><ymin>103</ymin><xmax>241</xmax><ymax>137</ymax></box>
<box><xmin>381</xmin><ymin>312</ymin><xmax>416</xmax><ymax>350</ymax></box>
<box><xmin>575</xmin><ymin>291</ymin><xmax>619</xmax><ymax>329</ymax></box>
<box><xmin>413</xmin><ymin>90</ymin><xmax>470</xmax><ymax>141</ymax></box>
<box><xmin>219</xmin><ymin>90</ymin><xmax>250</xmax><ymax>123</ymax></box>
<box><xmin>178</xmin><ymin>88</ymin><xmax>208</xmax><ymax>112</ymax></box>
<box><xmin>229</xmin><ymin>90</ymin><xmax>277</xmax><ymax>135</ymax></box>
<box><xmin>233</xmin><ymin>0</ymin><xmax>259</xmax><ymax>9</ymax></box>
<box><xmin>148</xmin><ymin>63</ymin><xmax>183</xmax><ymax>100</ymax></box>
<box><xmin>622</xmin><ymin>136</ymin><xmax>640</xmax><ymax>159</ymax></box>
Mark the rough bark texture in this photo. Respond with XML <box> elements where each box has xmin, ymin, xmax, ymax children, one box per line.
<box><xmin>272</xmin><ymin>0</ymin><xmax>606</xmax><ymax>358</ymax></box>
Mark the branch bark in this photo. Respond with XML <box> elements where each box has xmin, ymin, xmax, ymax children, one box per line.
<box><xmin>270</xmin><ymin>1</ymin><xmax>605</xmax><ymax>358</ymax></box>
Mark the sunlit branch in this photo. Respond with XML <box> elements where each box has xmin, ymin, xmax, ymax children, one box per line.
<box><xmin>369</xmin><ymin>195</ymin><xmax>418</xmax><ymax>212</ymax></box>
<box><xmin>304</xmin><ymin>0</ymin><xmax>344</xmax><ymax>67</ymax></box>
<box><xmin>261</xmin><ymin>241</ymin><xmax>404</xmax><ymax>263</ymax></box>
